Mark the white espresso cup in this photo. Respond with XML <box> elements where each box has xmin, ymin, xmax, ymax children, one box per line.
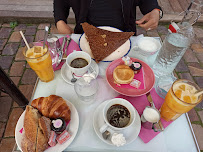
<box><xmin>100</xmin><ymin>98</ymin><xmax>136</xmax><ymax>133</ymax></box>
<box><xmin>66</xmin><ymin>51</ymin><xmax>91</xmax><ymax>77</ymax></box>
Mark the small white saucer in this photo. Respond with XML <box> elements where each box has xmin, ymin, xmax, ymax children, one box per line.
<box><xmin>93</xmin><ymin>100</ymin><xmax>141</xmax><ymax>146</ymax></box>
<box><xmin>61</xmin><ymin>59</ymin><xmax>99</xmax><ymax>85</ymax></box>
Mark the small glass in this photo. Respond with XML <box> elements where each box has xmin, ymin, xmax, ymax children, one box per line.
<box><xmin>23</xmin><ymin>42</ymin><xmax>54</xmax><ymax>82</ymax></box>
<box><xmin>74</xmin><ymin>76</ymin><xmax>98</xmax><ymax>103</ymax></box>
<box><xmin>160</xmin><ymin>79</ymin><xmax>203</xmax><ymax>121</ymax></box>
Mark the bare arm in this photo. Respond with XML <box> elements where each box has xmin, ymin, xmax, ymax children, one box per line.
<box><xmin>56</xmin><ymin>20</ymin><xmax>74</xmax><ymax>34</ymax></box>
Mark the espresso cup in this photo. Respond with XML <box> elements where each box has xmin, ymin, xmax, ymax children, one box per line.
<box><xmin>100</xmin><ymin>98</ymin><xmax>136</xmax><ymax>133</ymax></box>
<box><xmin>66</xmin><ymin>51</ymin><xmax>91</xmax><ymax>77</ymax></box>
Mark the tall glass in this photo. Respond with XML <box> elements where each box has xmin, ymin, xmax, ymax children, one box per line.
<box><xmin>160</xmin><ymin>79</ymin><xmax>202</xmax><ymax>121</ymax></box>
<box><xmin>23</xmin><ymin>42</ymin><xmax>54</xmax><ymax>82</ymax></box>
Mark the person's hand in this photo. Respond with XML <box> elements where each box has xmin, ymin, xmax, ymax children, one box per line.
<box><xmin>56</xmin><ymin>20</ymin><xmax>74</xmax><ymax>34</ymax></box>
<box><xmin>136</xmin><ymin>9</ymin><xmax>160</xmax><ymax>31</ymax></box>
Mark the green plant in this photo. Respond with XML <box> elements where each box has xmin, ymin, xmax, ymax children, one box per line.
<box><xmin>10</xmin><ymin>21</ymin><xmax>18</xmax><ymax>28</ymax></box>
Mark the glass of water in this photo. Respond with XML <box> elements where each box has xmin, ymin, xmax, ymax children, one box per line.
<box><xmin>74</xmin><ymin>76</ymin><xmax>98</xmax><ymax>103</ymax></box>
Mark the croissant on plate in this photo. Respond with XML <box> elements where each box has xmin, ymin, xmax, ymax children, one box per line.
<box><xmin>31</xmin><ymin>95</ymin><xmax>71</xmax><ymax>121</ymax></box>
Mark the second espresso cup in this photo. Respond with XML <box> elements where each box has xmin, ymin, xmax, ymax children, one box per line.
<box><xmin>100</xmin><ymin>98</ymin><xmax>136</xmax><ymax>133</ymax></box>
<box><xmin>66</xmin><ymin>51</ymin><xmax>91</xmax><ymax>76</ymax></box>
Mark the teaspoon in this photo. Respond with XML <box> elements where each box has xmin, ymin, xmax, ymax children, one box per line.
<box><xmin>71</xmin><ymin>73</ymin><xmax>77</xmax><ymax>83</ymax></box>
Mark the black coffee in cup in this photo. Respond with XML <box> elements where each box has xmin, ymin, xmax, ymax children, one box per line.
<box><xmin>107</xmin><ymin>104</ymin><xmax>130</xmax><ymax>128</ymax></box>
<box><xmin>70</xmin><ymin>58</ymin><xmax>88</xmax><ymax>68</ymax></box>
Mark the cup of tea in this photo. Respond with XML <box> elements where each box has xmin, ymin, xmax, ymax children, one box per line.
<box><xmin>100</xmin><ymin>98</ymin><xmax>136</xmax><ymax>134</ymax></box>
<box><xmin>66</xmin><ymin>51</ymin><xmax>91</xmax><ymax>77</ymax></box>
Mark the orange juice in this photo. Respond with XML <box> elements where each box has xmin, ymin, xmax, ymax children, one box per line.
<box><xmin>160</xmin><ymin>79</ymin><xmax>202</xmax><ymax>121</ymax></box>
<box><xmin>24</xmin><ymin>44</ymin><xmax>54</xmax><ymax>82</ymax></box>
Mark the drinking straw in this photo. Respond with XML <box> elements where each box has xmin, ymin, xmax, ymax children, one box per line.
<box><xmin>19</xmin><ymin>31</ymin><xmax>30</xmax><ymax>50</ymax></box>
<box><xmin>43</xmin><ymin>26</ymin><xmax>49</xmax><ymax>49</ymax></box>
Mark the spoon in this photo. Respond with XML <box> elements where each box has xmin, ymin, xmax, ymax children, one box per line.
<box><xmin>102</xmin><ymin>130</ymin><xmax>111</xmax><ymax>140</ymax></box>
<box><xmin>43</xmin><ymin>26</ymin><xmax>49</xmax><ymax>49</ymax></box>
<box><xmin>71</xmin><ymin>73</ymin><xmax>77</xmax><ymax>83</ymax></box>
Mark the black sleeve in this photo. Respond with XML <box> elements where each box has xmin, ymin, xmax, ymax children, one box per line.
<box><xmin>138</xmin><ymin>0</ymin><xmax>162</xmax><ymax>15</ymax></box>
<box><xmin>53</xmin><ymin>0</ymin><xmax>70</xmax><ymax>24</ymax></box>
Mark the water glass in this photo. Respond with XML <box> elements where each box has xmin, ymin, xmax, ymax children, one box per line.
<box><xmin>74</xmin><ymin>76</ymin><xmax>98</xmax><ymax>103</ymax></box>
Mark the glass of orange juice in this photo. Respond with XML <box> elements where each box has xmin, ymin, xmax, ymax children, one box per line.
<box><xmin>23</xmin><ymin>42</ymin><xmax>54</xmax><ymax>82</ymax></box>
<box><xmin>160</xmin><ymin>79</ymin><xmax>202</xmax><ymax>121</ymax></box>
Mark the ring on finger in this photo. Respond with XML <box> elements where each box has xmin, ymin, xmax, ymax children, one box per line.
<box><xmin>147</xmin><ymin>28</ymin><xmax>152</xmax><ymax>31</ymax></box>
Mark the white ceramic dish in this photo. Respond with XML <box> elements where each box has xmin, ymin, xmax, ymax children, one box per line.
<box><xmin>79</xmin><ymin>26</ymin><xmax>131</xmax><ymax>62</ymax></box>
<box><xmin>15</xmin><ymin>99</ymin><xmax>79</xmax><ymax>152</ymax></box>
<box><xmin>93</xmin><ymin>99</ymin><xmax>141</xmax><ymax>146</ymax></box>
<box><xmin>61</xmin><ymin>59</ymin><xmax>99</xmax><ymax>85</ymax></box>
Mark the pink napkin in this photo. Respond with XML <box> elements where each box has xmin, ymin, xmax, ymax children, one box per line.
<box><xmin>116</xmin><ymin>68</ymin><xmax>145</xmax><ymax>89</ymax></box>
<box><xmin>53</xmin><ymin>35</ymin><xmax>81</xmax><ymax>71</ymax></box>
<box><xmin>116</xmin><ymin>88</ymin><xmax>173</xmax><ymax>143</ymax></box>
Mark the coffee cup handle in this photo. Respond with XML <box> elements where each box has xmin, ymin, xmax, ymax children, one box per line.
<box><xmin>99</xmin><ymin>123</ymin><xmax>108</xmax><ymax>133</ymax></box>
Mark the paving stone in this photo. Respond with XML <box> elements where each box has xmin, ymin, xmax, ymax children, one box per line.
<box><xmin>2</xmin><ymin>24</ymin><xmax>10</xmax><ymax>28</ymax></box>
<box><xmin>147</xmin><ymin>30</ymin><xmax>160</xmax><ymax>37</ymax></box>
<box><xmin>188</xmin><ymin>63</ymin><xmax>203</xmax><ymax>76</ymax></box>
<box><xmin>191</xmin><ymin>43</ymin><xmax>203</xmax><ymax>53</ymax></box>
<box><xmin>157</xmin><ymin>25</ymin><xmax>168</xmax><ymax>35</ymax></box>
<box><xmin>194</xmin><ymin>27</ymin><xmax>203</xmax><ymax>38</ymax></box>
<box><xmin>4</xmin><ymin>108</ymin><xmax>24</xmax><ymax>137</ymax></box>
<box><xmin>0</xmin><ymin>39</ymin><xmax>7</xmax><ymax>50</ymax></box>
<box><xmin>9</xmin><ymin>61</ymin><xmax>25</xmax><ymax>76</ymax></box>
<box><xmin>19</xmin><ymin>85</ymin><xmax>35</xmax><ymax>100</ymax></box>
<box><xmin>15</xmin><ymin>47</ymin><xmax>25</xmax><ymax>61</ymax></box>
<box><xmin>0</xmin><ymin>138</ymin><xmax>16</xmax><ymax>152</ymax></box>
<box><xmin>198</xmin><ymin>37</ymin><xmax>203</xmax><ymax>45</ymax></box>
<box><xmin>35</xmin><ymin>30</ymin><xmax>45</xmax><ymax>42</ymax></box>
<box><xmin>25</xmin><ymin>26</ymin><xmax>37</xmax><ymax>36</ymax></box>
<box><xmin>38</xmin><ymin>23</ymin><xmax>50</xmax><ymax>30</ymax></box>
<box><xmin>183</xmin><ymin>49</ymin><xmax>199</xmax><ymax>63</ymax></box>
<box><xmin>198</xmin><ymin>111</ymin><xmax>203</xmax><ymax>122</ymax></box>
<box><xmin>179</xmin><ymin>72</ymin><xmax>194</xmax><ymax>82</ymax></box>
<box><xmin>0</xmin><ymin>56</ymin><xmax>14</xmax><ymax>69</ymax></box>
<box><xmin>68</xmin><ymin>24</ymin><xmax>75</xmax><ymax>30</ymax></box>
<box><xmin>194</xmin><ymin>77</ymin><xmax>203</xmax><ymax>88</ymax></box>
<box><xmin>188</xmin><ymin>108</ymin><xmax>199</xmax><ymax>122</ymax></box>
<box><xmin>196</xmin><ymin>102</ymin><xmax>203</xmax><ymax>109</ymax></box>
<box><xmin>12</xmin><ymin>101</ymin><xmax>20</xmax><ymax>108</ymax></box>
<box><xmin>10</xmin><ymin>77</ymin><xmax>21</xmax><ymax>87</ymax></box>
<box><xmin>21</xmin><ymin>69</ymin><xmax>37</xmax><ymax>85</ymax></box>
<box><xmin>196</xmin><ymin>52</ymin><xmax>203</xmax><ymax>62</ymax></box>
<box><xmin>160</xmin><ymin>34</ymin><xmax>166</xmax><ymax>42</ymax></box>
<box><xmin>0</xmin><ymin>122</ymin><xmax>6</xmax><ymax>139</ymax></box>
<box><xmin>0</xmin><ymin>28</ymin><xmax>12</xmax><ymax>39</ymax></box>
<box><xmin>0</xmin><ymin>96</ymin><xmax>12</xmax><ymax>122</ymax></box>
<box><xmin>50</xmin><ymin>24</ymin><xmax>59</xmax><ymax>34</ymax></box>
<box><xmin>14</xmin><ymin>24</ymin><xmax>27</xmax><ymax>31</ymax></box>
<box><xmin>8</xmin><ymin>31</ymin><xmax>22</xmax><ymax>43</ymax></box>
<box><xmin>20</xmin><ymin>35</ymin><xmax>34</xmax><ymax>47</ymax></box>
<box><xmin>175</xmin><ymin>58</ymin><xmax>189</xmax><ymax>72</ymax></box>
<box><xmin>191</xmin><ymin>124</ymin><xmax>203</xmax><ymax>150</ymax></box>
<box><xmin>27</xmin><ymin>25</ymin><xmax>37</xmax><ymax>29</ymax></box>
<box><xmin>136</xmin><ymin>27</ymin><xmax>147</xmax><ymax>36</ymax></box>
<box><xmin>2</xmin><ymin>43</ymin><xmax>19</xmax><ymax>55</ymax></box>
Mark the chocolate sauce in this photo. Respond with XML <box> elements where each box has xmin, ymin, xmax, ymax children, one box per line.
<box><xmin>107</xmin><ymin>104</ymin><xmax>130</xmax><ymax>128</ymax></box>
<box><xmin>70</xmin><ymin>58</ymin><xmax>88</xmax><ymax>68</ymax></box>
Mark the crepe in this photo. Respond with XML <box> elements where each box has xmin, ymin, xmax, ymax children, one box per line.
<box><xmin>81</xmin><ymin>22</ymin><xmax>134</xmax><ymax>62</ymax></box>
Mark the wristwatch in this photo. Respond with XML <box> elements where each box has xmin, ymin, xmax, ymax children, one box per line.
<box><xmin>154</xmin><ymin>8</ymin><xmax>163</xmax><ymax>20</ymax></box>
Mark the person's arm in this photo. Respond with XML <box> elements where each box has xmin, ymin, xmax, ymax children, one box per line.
<box><xmin>53</xmin><ymin>0</ymin><xmax>73</xmax><ymax>34</ymax></box>
<box><xmin>136</xmin><ymin>0</ymin><xmax>162</xmax><ymax>31</ymax></box>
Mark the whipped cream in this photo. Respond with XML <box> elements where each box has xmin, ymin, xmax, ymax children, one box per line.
<box><xmin>111</xmin><ymin>133</ymin><xmax>126</xmax><ymax>147</ymax></box>
<box><xmin>82</xmin><ymin>73</ymin><xmax>96</xmax><ymax>83</ymax></box>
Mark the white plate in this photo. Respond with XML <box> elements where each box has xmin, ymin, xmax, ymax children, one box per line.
<box><xmin>61</xmin><ymin>59</ymin><xmax>99</xmax><ymax>85</ymax></box>
<box><xmin>79</xmin><ymin>26</ymin><xmax>131</xmax><ymax>62</ymax></box>
<box><xmin>93</xmin><ymin>100</ymin><xmax>141</xmax><ymax>146</ymax></box>
<box><xmin>15</xmin><ymin>99</ymin><xmax>79</xmax><ymax>152</ymax></box>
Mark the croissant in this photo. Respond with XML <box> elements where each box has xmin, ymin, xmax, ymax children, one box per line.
<box><xmin>31</xmin><ymin>95</ymin><xmax>71</xmax><ymax>121</ymax></box>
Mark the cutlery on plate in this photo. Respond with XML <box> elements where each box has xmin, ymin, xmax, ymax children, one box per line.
<box><xmin>71</xmin><ymin>72</ymin><xmax>77</xmax><ymax>83</ymax></box>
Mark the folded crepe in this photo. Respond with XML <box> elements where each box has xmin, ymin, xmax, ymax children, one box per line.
<box><xmin>81</xmin><ymin>22</ymin><xmax>134</xmax><ymax>62</ymax></box>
